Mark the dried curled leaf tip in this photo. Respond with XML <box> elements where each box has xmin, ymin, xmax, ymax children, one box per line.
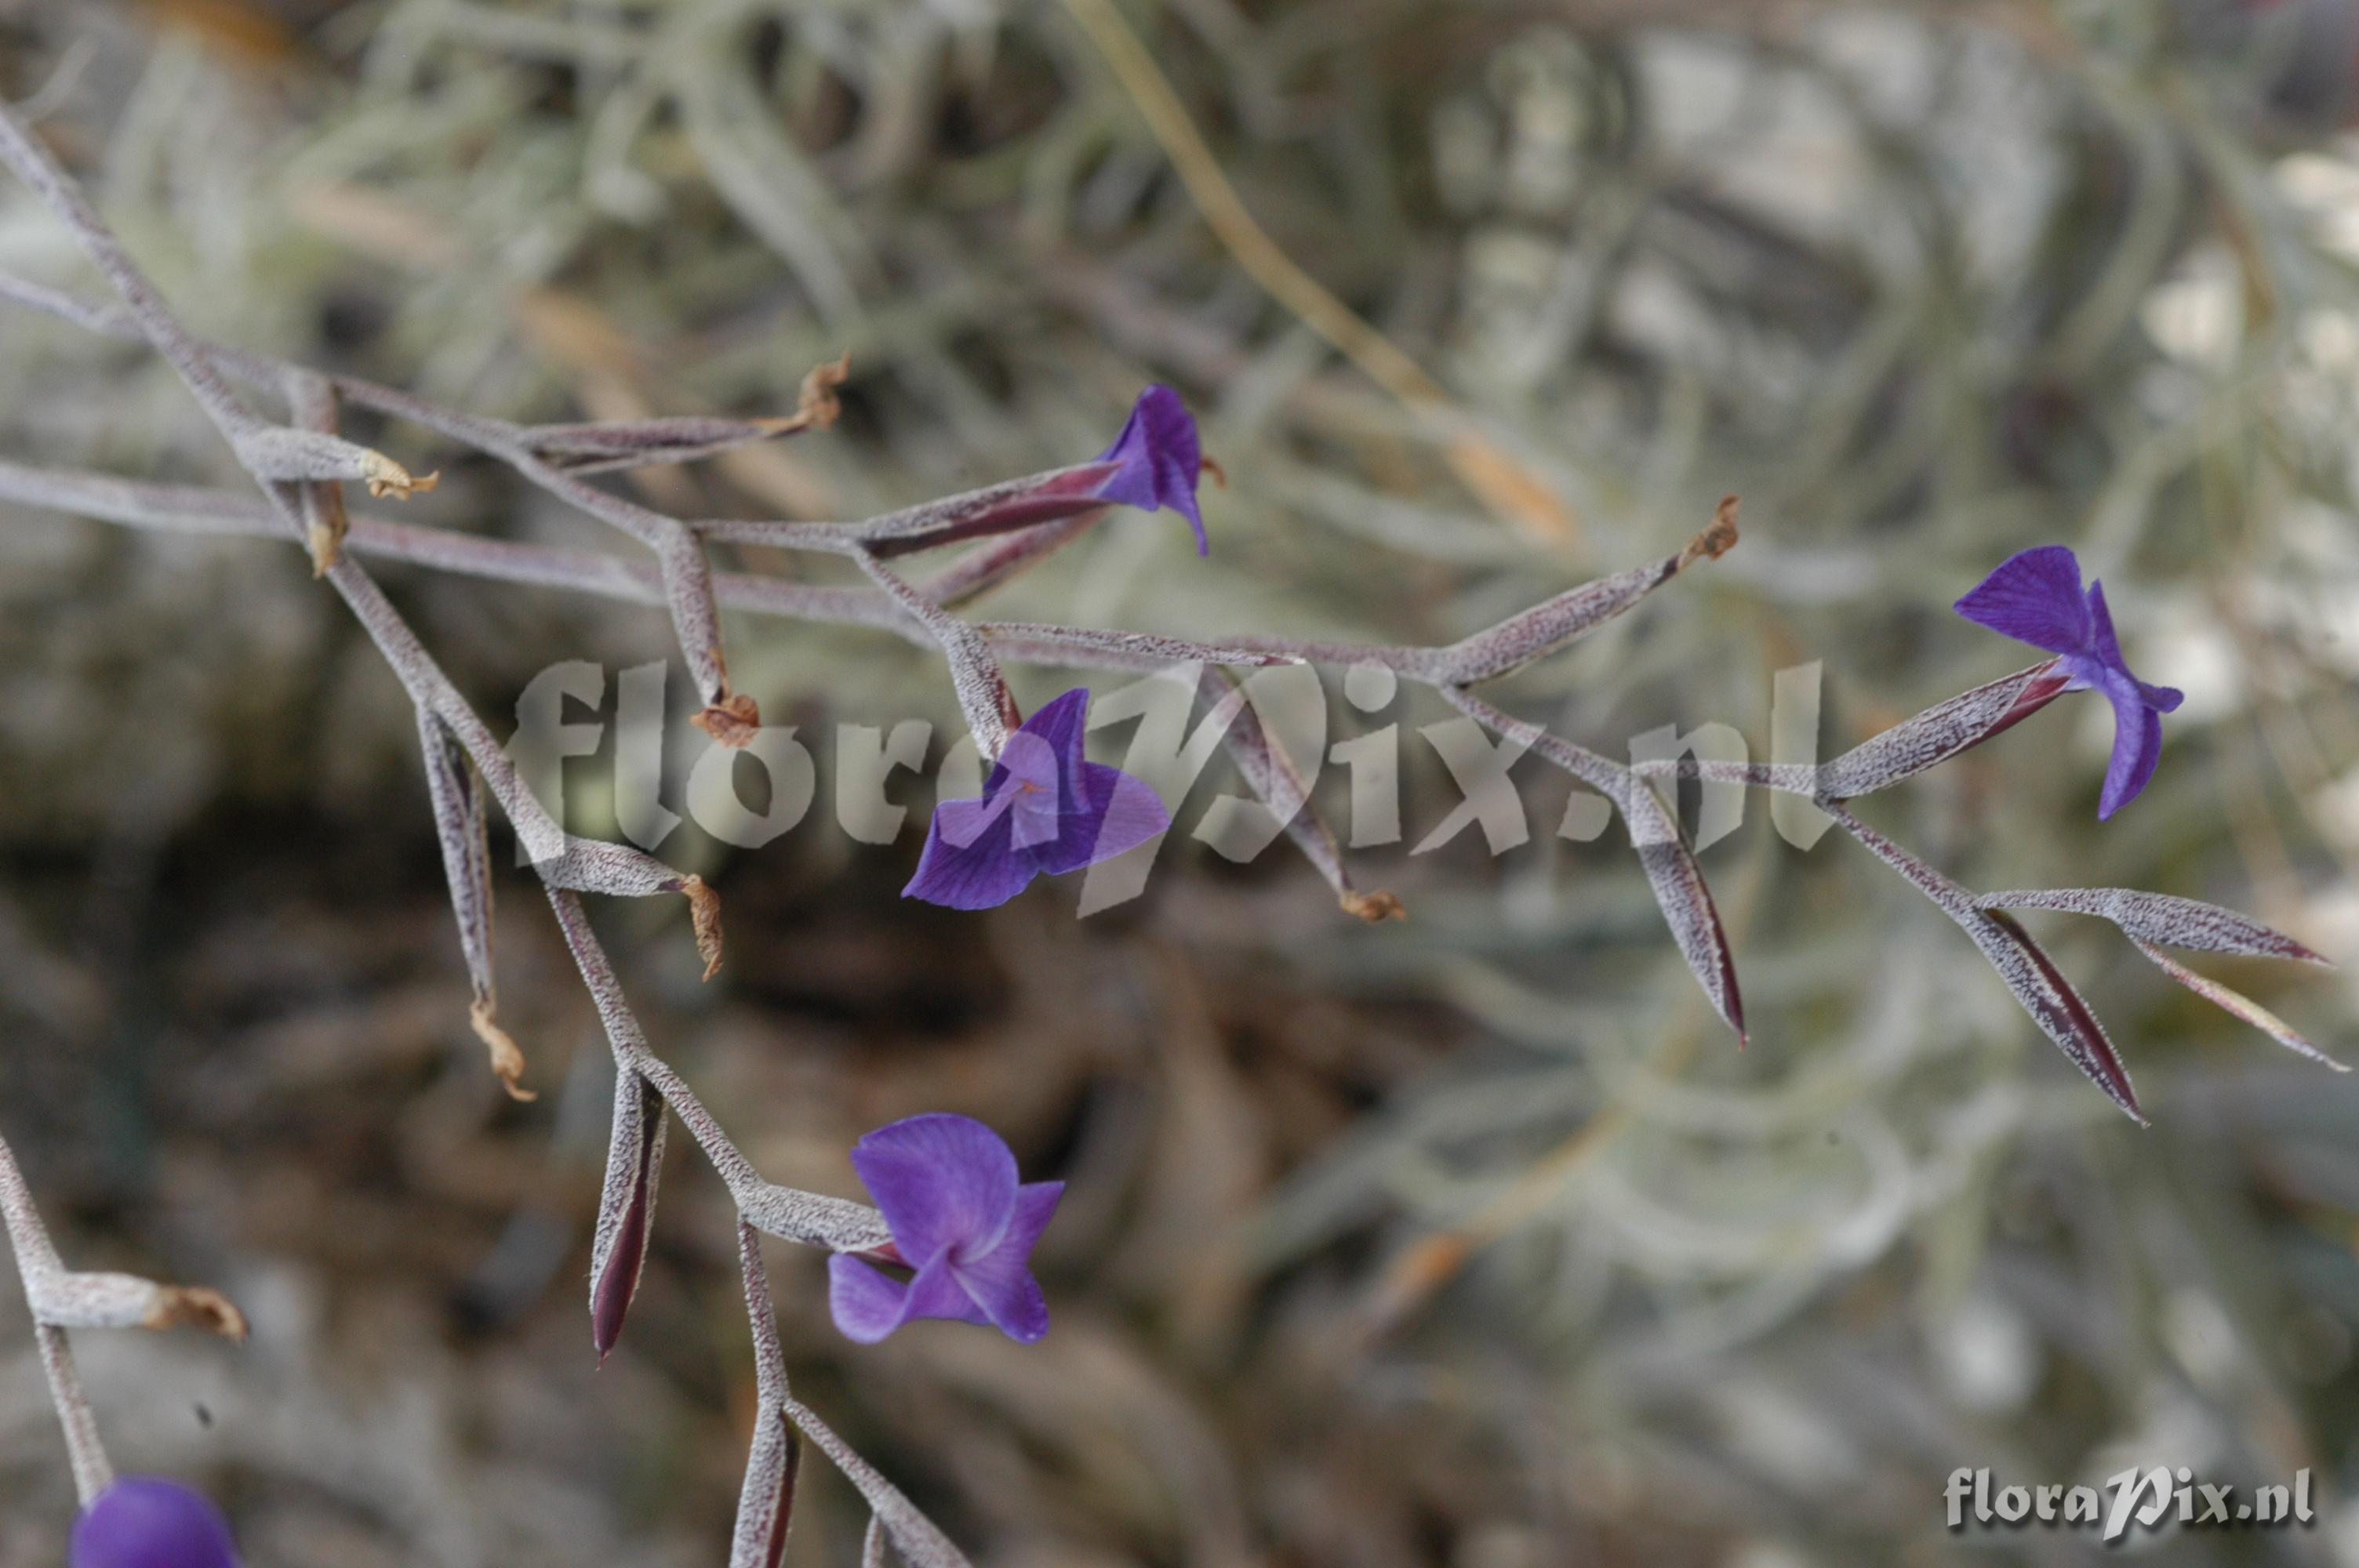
<box><xmin>682</xmin><ymin>874</ymin><xmax>725</xmax><ymax>980</ymax></box>
<box><xmin>304</xmin><ymin>517</ymin><xmax>345</xmax><ymax>575</ymax></box>
<box><xmin>1200</xmin><ymin>452</ymin><xmax>1227</xmax><ymax>488</ymax></box>
<box><xmin>1341</xmin><ymin>888</ymin><xmax>1406</xmax><ymax>923</ymax></box>
<box><xmin>144</xmin><ymin>1285</ymin><xmax>248</xmax><ymax>1341</ymax></box>
<box><xmin>302</xmin><ymin>476</ymin><xmax>351</xmax><ymax>575</ymax></box>
<box><xmin>770</xmin><ymin>352</ymin><xmax>852</xmax><ymax>433</ymax></box>
<box><xmin>1678</xmin><ymin>495</ymin><xmax>1740</xmax><ymax>568</ymax></box>
<box><xmin>692</xmin><ymin>691</ymin><xmax>762</xmax><ymax>748</ymax></box>
<box><xmin>470</xmin><ymin>999</ymin><xmax>537</xmax><ymax>1102</ymax></box>
<box><xmin>358</xmin><ymin>448</ymin><xmax>438</xmax><ymax>499</ymax></box>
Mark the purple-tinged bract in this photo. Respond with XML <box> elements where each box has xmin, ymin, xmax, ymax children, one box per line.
<box><xmin>71</xmin><ymin>1478</ymin><xmax>240</xmax><ymax>1568</ymax></box>
<box><xmin>827</xmin><ymin>1113</ymin><xmax>1064</xmax><ymax>1345</ymax></box>
<box><xmin>902</xmin><ymin>688</ymin><xmax>1169</xmax><ymax>910</ymax></box>
<box><xmin>1093</xmin><ymin>385</ymin><xmax>1208</xmax><ymax>554</ymax></box>
<box><xmin>1954</xmin><ymin>545</ymin><xmax>2184</xmax><ymax>819</ymax></box>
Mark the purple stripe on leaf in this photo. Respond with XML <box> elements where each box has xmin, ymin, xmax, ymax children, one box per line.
<box><xmin>591</xmin><ymin>1076</ymin><xmax>666</xmax><ymax>1361</ymax></box>
<box><xmin>1818</xmin><ymin>661</ymin><xmax>2070</xmax><ymax>800</ymax></box>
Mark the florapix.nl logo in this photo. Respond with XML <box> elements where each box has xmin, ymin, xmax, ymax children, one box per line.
<box><xmin>1946</xmin><ymin>1466</ymin><xmax>2316</xmax><ymax>1543</ymax></box>
<box><xmin>497</xmin><ymin>655</ymin><xmax>1842</xmax><ymax>908</ymax></box>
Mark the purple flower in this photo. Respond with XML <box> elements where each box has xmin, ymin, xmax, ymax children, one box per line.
<box><xmin>902</xmin><ymin>688</ymin><xmax>1169</xmax><ymax>910</ymax></box>
<box><xmin>1093</xmin><ymin>386</ymin><xmax>1207</xmax><ymax>554</ymax></box>
<box><xmin>1954</xmin><ymin>546</ymin><xmax>2185</xmax><ymax>819</ymax></box>
<box><xmin>71</xmin><ymin>1478</ymin><xmax>240</xmax><ymax>1568</ymax></box>
<box><xmin>827</xmin><ymin>1113</ymin><xmax>1064</xmax><ymax>1345</ymax></box>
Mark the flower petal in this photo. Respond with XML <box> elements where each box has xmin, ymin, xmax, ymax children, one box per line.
<box><xmin>827</xmin><ymin>1254</ymin><xmax>914</xmax><ymax>1344</ymax></box>
<box><xmin>997</xmin><ymin>689</ymin><xmax>1095</xmax><ymax>851</ymax></box>
<box><xmin>948</xmin><ymin>1181</ymin><xmax>1062</xmax><ymax>1345</ymax></box>
<box><xmin>1093</xmin><ymin>386</ymin><xmax>1207</xmax><ymax>554</ymax></box>
<box><xmin>1003</xmin><ymin>1180</ymin><xmax>1065</xmax><ymax>1258</ymax></box>
<box><xmin>902</xmin><ymin>801</ymin><xmax>1036</xmax><ymax>909</ymax></box>
<box><xmin>951</xmin><ymin>1248</ymin><xmax>1050</xmax><ymax>1344</ymax></box>
<box><xmin>1954</xmin><ymin>546</ymin><xmax>2094</xmax><ymax>654</ymax></box>
<box><xmin>2085</xmin><ymin>581</ymin><xmax>2184</xmax><ymax>712</ymax></box>
<box><xmin>1035</xmin><ymin>762</ymin><xmax>1172</xmax><ymax>875</ymax></box>
<box><xmin>72</xmin><ymin>1478</ymin><xmax>241</xmax><ymax>1568</ymax></box>
<box><xmin>2097</xmin><ymin>675</ymin><xmax>2165</xmax><ymax>819</ymax></box>
<box><xmin>1012</xmin><ymin>687</ymin><xmax>1091</xmax><ymax>767</ymax></box>
<box><xmin>849</xmin><ymin>1113</ymin><xmax>1020</xmax><ymax>1263</ymax></box>
<box><xmin>827</xmin><ymin>1252</ymin><xmax>992</xmax><ymax>1343</ymax></box>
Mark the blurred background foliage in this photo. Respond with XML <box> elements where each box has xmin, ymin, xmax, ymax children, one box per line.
<box><xmin>3</xmin><ymin>0</ymin><xmax>2359</xmax><ymax>1563</ymax></box>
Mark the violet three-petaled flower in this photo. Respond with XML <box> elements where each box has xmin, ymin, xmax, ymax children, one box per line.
<box><xmin>1093</xmin><ymin>385</ymin><xmax>1208</xmax><ymax>554</ymax></box>
<box><xmin>72</xmin><ymin>1478</ymin><xmax>241</xmax><ymax>1568</ymax></box>
<box><xmin>1954</xmin><ymin>545</ymin><xmax>2185</xmax><ymax>819</ymax></box>
<box><xmin>902</xmin><ymin>688</ymin><xmax>1169</xmax><ymax>910</ymax></box>
<box><xmin>827</xmin><ymin>1113</ymin><xmax>1064</xmax><ymax>1345</ymax></box>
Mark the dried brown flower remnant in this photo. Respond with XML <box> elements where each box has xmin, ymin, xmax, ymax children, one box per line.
<box><xmin>358</xmin><ymin>448</ymin><xmax>438</xmax><ymax>499</ymax></box>
<box><xmin>681</xmin><ymin>873</ymin><xmax>725</xmax><ymax>980</ymax></box>
<box><xmin>693</xmin><ymin>690</ymin><xmax>764</xmax><ymax>750</ymax></box>
<box><xmin>469</xmin><ymin>1000</ymin><xmax>536</xmax><ymax>1102</ymax></box>
<box><xmin>794</xmin><ymin>352</ymin><xmax>852</xmax><ymax>430</ymax></box>
<box><xmin>141</xmin><ymin>1285</ymin><xmax>249</xmax><ymax>1341</ymax></box>
<box><xmin>300</xmin><ymin>473</ymin><xmax>349</xmax><ymax>575</ymax></box>
<box><xmin>1679</xmin><ymin>494</ymin><xmax>1741</xmax><ymax>567</ymax></box>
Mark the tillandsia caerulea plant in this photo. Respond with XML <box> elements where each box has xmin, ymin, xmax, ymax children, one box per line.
<box><xmin>0</xmin><ymin>92</ymin><xmax>2339</xmax><ymax>1568</ymax></box>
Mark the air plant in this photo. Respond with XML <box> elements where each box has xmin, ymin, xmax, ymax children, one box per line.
<box><xmin>0</xmin><ymin>82</ymin><xmax>2334</xmax><ymax>1566</ymax></box>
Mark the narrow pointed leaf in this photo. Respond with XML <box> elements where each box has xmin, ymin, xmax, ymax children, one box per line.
<box><xmin>1436</xmin><ymin>496</ymin><xmax>1739</xmax><ymax>685</ymax></box>
<box><xmin>780</xmin><ymin>1396</ymin><xmax>974</xmax><ymax>1568</ymax></box>
<box><xmin>1208</xmin><ymin>667</ymin><xmax>1401</xmax><ymax>921</ymax></box>
<box><xmin>591</xmin><ymin>1074</ymin><xmax>666</xmax><ymax>1360</ymax></box>
<box><xmin>702</xmin><ymin>464</ymin><xmax>1120</xmax><ymax>557</ymax></box>
<box><xmin>1624</xmin><ymin>776</ymin><xmax>1746</xmax><ymax>1040</ymax></box>
<box><xmin>1979</xmin><ymin>910</ymin><xmax>2142</xmax><ymax>1119</ymax></box>
<box><xmin>925</xmin><ymin>510</ymin><xmax>1106</xmax><ymax>608</ymax></box>
<box><xmin>730</xmin><ymin>1409</ymin><xmax>801</xmax><ymax>1568</ymax></box>
<box><xmin>2130</xmin><ymin>939</ymin><xmax>2346</xmax><ymax>1070</ymax></box>
<box><xmin>1827</xmin><ymin>804</ymin><xmax>2141</xmax><ymax>1121</ymax></box>
<box><xmin>534</xmin><ymin>350</ymin><xmax>845</xmax><ymax>472</ymax></box>
<box><xmin>418</xmin><ymin>707</ymin><xmax>533</xmax><ymax>1098</ymax></box>
<box><xmin>1819</xmin><ymin>661</ymin><xmax>2071</xmax><ymax>800</ymax></box>
<box><xmin>1436</xmin><ymin>686</ymin><xmax>1736</xmax><ymax>1026</ymax></box>
<box><xmin>979</xmin><ymin>624</ymin><xmax>1301</xmax><ymax>670</ymax></box>
<box><xmin>732</xmin><ymin>1220</ymin><xmax>801</xmax><ymax>1568</ymax></box>
<box><xmin>1976</xmin><ymin>888</ymin><xmax>2326</xmax><ymax>964</ymax></box>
